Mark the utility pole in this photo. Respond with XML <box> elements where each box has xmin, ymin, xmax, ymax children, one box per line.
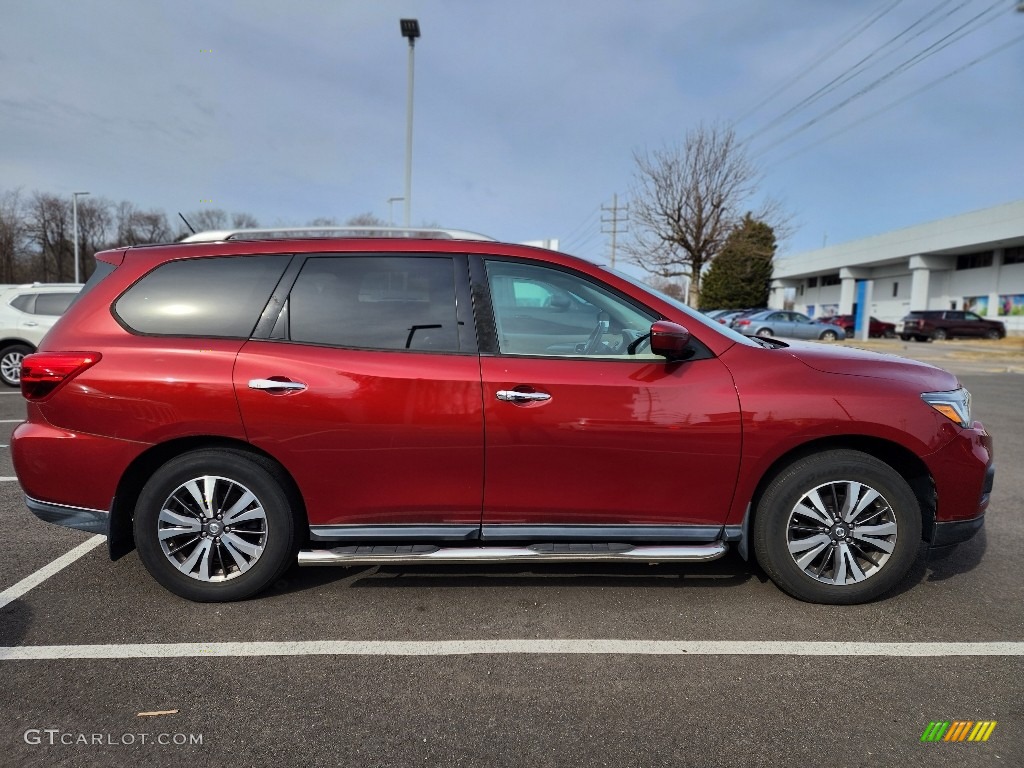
<box><xmin>601</xmin><ymin>193</ymin><xmax>628</xmax><ymax>268</ymax></box>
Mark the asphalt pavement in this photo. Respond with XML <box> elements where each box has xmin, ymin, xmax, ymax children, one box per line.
<box><xmin>0</xmin><ymin>341</ymin><xmax>1021</xmax><ymax>767</ymax></box>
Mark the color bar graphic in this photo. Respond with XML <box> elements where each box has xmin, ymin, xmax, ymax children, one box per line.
<box><xmin>921</xmin><ymin>720</ymin><xmax>996</xmax><ymax>742</ymax></box>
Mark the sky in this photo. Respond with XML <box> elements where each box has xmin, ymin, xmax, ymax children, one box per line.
<box><xmin>2</xmin><ymin>0</ymin><xmax>1023</xmax><ymax>267</ymax></box>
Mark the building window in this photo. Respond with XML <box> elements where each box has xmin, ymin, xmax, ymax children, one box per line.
<box><xmin>821</xmin><ymin>274</ymin><xmax>841</xmax><ymax>287</ymax></box>
<box><xmin>807</xmin><ymin>277</ymin><xmax>818</xmax><ymax>288</ymax></box>
<box><xmin>892</xmin><ymin>282</ymin><xmax>899</xmax><ymax>297</ymax></box>
<box><xmin>1005</xmin><ymin>246</ymin><xmax>1024</xmax><ymax>265</ymax></box>
<box><xmin>955</xmin><ymin>251</ymin><xmax>994</xmax><ymax>270</ymax></box>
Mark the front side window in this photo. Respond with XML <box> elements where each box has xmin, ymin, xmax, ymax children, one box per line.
<box><xmin>484</xmin><ymin>260</ymin><xmax>660</xmax><ymax>359</ymax></box>
<box><xmin>288</xmin><ymin>255</ymin><xmax>459</xmax><ymax>352</ymax></box>
<box><xmin>115</xmin><ymin>255</ymin><xmax>287</xmax><ymax>337</ymax></box>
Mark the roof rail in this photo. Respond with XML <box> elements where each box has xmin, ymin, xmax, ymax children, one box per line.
<box><xmin>179</xmin><ymin>226</ymin><xmax>496</xmax><ymax>244</ymax></box>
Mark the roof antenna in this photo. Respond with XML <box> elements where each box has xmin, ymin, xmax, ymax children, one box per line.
<box><xmin>178</xmin><ymin>212</ymin><xmax>196</xmax><ymax>234</ymax></box>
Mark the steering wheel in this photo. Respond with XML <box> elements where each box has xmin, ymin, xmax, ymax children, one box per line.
<box><xmin>581</xmin><ymin>312</ymin><xmax>611</xmax><ymax>354</ymax></box>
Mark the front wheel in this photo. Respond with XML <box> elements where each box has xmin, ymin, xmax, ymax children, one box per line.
<box><xmin>819</xmin><ymin>329</ymin><xmax>839</xmax><ymax>342</ymax></box>
<box><xmin>932</xmin><ymin>328</ymin><xmax>948</xmax><ymax>341</ymax></box>
<box><xmin>753</xmin><ymin>450</ymin><xmax>921</xmax><ymax>604</ymax></box>
<box><xmin>134</xmin><ymin>449</ymin><xmax>297</xmax><ymax>602</ymax></box>
<box><xmin>0</xmin><ymin>344</ymin><xmax>33</xmax><ymax>387</ymax></box>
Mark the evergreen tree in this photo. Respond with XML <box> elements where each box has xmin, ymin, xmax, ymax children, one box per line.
<box><xmin>699</xmin><ymin>214</ymin><xmax>776</xmax><ymax>309</ymax></box>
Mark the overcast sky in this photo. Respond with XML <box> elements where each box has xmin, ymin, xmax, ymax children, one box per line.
<box><xmin>2</xmin><ymin>0</ymin><xmax>1022</xmax><ymax>263</ymax></box>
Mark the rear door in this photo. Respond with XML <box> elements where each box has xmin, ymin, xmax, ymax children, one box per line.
<box><xmin>233</xmin><ymin>253</ymin><xmax>484</xmax><ymax>539</ymax></box>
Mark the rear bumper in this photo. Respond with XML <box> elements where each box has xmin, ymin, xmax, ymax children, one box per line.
<box><xmin>26</xmin><ymin>495</ymin><xmax>109</xmax><ymax>536</ymax></box>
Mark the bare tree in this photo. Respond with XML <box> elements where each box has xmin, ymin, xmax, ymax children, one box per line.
<box><xmin>187</xmin><ymin>208</ymin><xmax>229</xmax><ymax>232</ymax></box>
<box><xmin>26</xmin><ymin>193</ymin><xmax>73</xmax><ymax>282</ymax></box>
<box><xmin>231</xmin><ymin>211</ymin><xmax>259</xmax><ymax>229</ymax></box>
<box><xmin>345</xmin><ymin>212</ymin><xmax>387</xmax><ymax>227</ymax></box>
<box><xmin>115</xmin><ymin>202</ymin><xmax>172</xmax><ymax>245</ymax></box>
<box><xmin>307</xmin><ymin>217</ymin><xmax>339</xmax><ymax>227</ymax></box>
<box><xmin>624</xmin><ymin>123</ymin><xmax>788</xmax><ymax>307</ymax></box>
<box><xmin>0</xmin><ymin>190</ymin><xmax>29</xmax><ymax>283</ymax></box>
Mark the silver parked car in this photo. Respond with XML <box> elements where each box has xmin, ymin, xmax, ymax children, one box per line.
<box><xmin>731</xmin><ymin>310</ymin><xmax>847</xmax><ymax>341</ymax></box>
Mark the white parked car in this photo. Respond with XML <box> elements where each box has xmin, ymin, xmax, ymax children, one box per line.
<box><xmin>0</xmin><ymin>283</ymin><xmax>83</xmax><ymax>386</ymax></box>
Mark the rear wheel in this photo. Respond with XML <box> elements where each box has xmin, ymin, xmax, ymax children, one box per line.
<box><xmin>134</xmin><ymin>449</ymin><xmax>296</xmax><ymax>602</ymax></box>
<box><xmin>0</xmin><ymin>344</ymin><xmax>32</xmax><ymax>387</ymax></box>
<box><xmin>883</xmin><ymin>329</ymin><xmax>896</xmax><ymax>339</ymax></box>
<box><xmin>756</xmin><ymin>328</ymin><xmax>773</xmax><ymax>338</ymax></box>
<box><xmin>753</xmin><ymin>450</ymin><xmax>921</xmax><ymax>604</ymax></box>
<box><xmin>985</xmin><ymin>329</ymin><xmax>1001</xmax><ymax>340</ymax></box>
<box><xmin>899</xmin><ymin>335</ymin><xmax>912</xmax><ymax>342</ymax></box>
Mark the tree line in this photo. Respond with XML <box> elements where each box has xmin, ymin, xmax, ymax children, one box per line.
<box><xmin>0</xmin><ymin>190</ymin><xmax>383</xmax><ymax>284</ymax></box>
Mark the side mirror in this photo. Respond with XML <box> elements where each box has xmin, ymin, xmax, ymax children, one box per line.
<box><xmin>649</xmin><ymin>320</ymin><xmax>691</xmax><ymax>361</ymax></box>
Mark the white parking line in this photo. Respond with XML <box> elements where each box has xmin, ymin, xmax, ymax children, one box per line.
<box><xmin>0</xmin><ymin>535</ymin><xmax>106</xmax><ymax>612</ymax></box>
<box><xmin>1</xmin><ymin>639</ymin><xmax>1022</xmax><ymax>661</ymax></box>
<box><xmin>0</xmin><ymin>419</ymin><xmax>23</xmax><ymax>423</ymax></box>
<box><xmin>0</xmin><ymin>477</ymin><xmax>20</xmax><ymax>482</ymax></box>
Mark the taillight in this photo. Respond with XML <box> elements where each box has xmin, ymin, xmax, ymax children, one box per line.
<box><xmin>736</xmin><ymin>319</ymin><xmax>751</xmax><ymax>326</ymax></box>
<box><xmin>20</xmin><ymin>352</ymin><xmax>101</xmax><ymax>401</ymax></box>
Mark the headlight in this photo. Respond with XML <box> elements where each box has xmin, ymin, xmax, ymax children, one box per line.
<box><xmin>921</xmin><ymin>387</ymin><xmax>972</xmax><ymax>428</ymax></box>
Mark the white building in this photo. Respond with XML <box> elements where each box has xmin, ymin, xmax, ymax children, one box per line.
<box><xmin>770</xmin><ymin>201</ymin><xmax>1024</xmax><ymax>334</ymax></box>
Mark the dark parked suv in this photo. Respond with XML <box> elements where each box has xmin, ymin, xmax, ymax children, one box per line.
<box><xmin>12</xmin><ymin>228</ymin><xmax>995</xmax><ymax>605</ymax></box>
<box><xmin>898</xmin><ymin>310</ymin><xmax>1006</xmax><ymax>342</ymax></box>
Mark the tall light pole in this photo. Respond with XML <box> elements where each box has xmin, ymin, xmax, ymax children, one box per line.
<box><xmin>387</xmin><ymin>196</ymin><xmax>404</xmax><ymax>227</ymax></box>
<box><xmin>72</xmin><ymin>191</ymin><xmax>90</xmax><ymax>284</ymax></box>
<box><xmin>400</xmin><ymin>18</ymin><xmax>420</xmax><ymax>227</ymax></box>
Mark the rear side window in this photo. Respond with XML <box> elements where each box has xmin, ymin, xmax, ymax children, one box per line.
<box><xmin>288</xmin><ymin>255</ymin><xmax>459</xmax><ymax>352</ymax></box>
<box><xmin>10</xmin><ymin>294</ymin><xmax>34</xmax><ymax>312</ymax></box>
<box><xmin>115</xmin><ymin>256</ymin><xmax>287</xmax><ymax>337</ymax></box>
<box><xmin>34</xmin><ymin>292</ymin><xmax>79</xmax><ymax>316</ymax></box>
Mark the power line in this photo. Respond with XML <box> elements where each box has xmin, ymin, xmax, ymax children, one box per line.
<box><xmin>561</xmin><ymin>205</ymin><xmax>601</xmax><ymax>250</ymax></box>
<box><xmin>752</xmin><ymin>0</ymin><xmax>964</xmax><ymax>138</ymax></box>
<box><xmin>766</xmin><ymin>28</ymin><xmax>1024</xmax><ymax>168</ymax></box>
<box><xmin>735</xmin><ymin>0</ymin><xmax>907</xmax><ymax>126</ymax></box>
<box><xmin>754</xmin><ymin>0</ymin><xmax>1009</xmax><ymax>156</ymax></box>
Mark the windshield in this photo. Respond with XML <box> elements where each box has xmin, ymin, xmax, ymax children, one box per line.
<box><xmin>606</xmin><ymin>268</ymin><xmax>758</xmax><ymax>347</ymax></box>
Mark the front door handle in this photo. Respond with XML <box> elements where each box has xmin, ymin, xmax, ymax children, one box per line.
<box><xmin>496</xmin><ymin>390</ymin><xmax>551</xmax><ymax>403</ymax></box>
<box><xmin>248</xmin><ymin>378</ymin><xmax>307</xmax><ymax>392</ymax></box>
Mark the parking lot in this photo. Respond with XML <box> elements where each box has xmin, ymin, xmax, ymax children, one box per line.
<box><xmin>1</xmin><ymin>339</ymin><xmax>1022</xmax><ymax>767</ymax></box>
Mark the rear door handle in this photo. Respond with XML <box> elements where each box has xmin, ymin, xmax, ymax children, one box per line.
<box><xmin>496</xmin><ymin>390</ymin><xmax>551</xmax><ymax>403</ymax></box>
<box><xmin>248</xmin><ymin>378</ymin><xmax>307</xmax><ymax>392</ymax></box>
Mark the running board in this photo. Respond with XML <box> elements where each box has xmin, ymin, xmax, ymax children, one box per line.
<box><xmin>297</xmin><ymin>542</ymin><xmax>728</xmax><ymax>566</ymax></box>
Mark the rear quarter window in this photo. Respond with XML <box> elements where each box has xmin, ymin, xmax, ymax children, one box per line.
<box><xmin>115</xmin><ymin>255</ymin><xmax>287</xmax><ymax>337</ymax></box>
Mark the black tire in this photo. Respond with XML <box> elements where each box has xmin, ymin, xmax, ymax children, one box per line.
<box><xmin>899</xmin><ymin>335</ymin><xmax>911</xmax><ymax>342</ymax></box>
<box><xmin>932</xmin><ymin>328</ymin><xmax>948</xmax><ymax>341</ymax></box>
<box><xmin>914</xmin><ymin>336</ymin><xmax>930</xmax><ymax>343</ymax></box>
<box><xmin>883</xmin><ymin>330</ymin><xmax>896</xmax><ymax>339</ymax></box>
<box><xmin>819</xmin><ymin>329</ymin><xmax>839</xmax><ymax>342</ymax></box>
<box><xmin>984</xmin><ymin>329</ymin><xmax>1001</xmax><ymax>340</ymax></box>
<box><xmin>756</xmin><ymin>328</ymin><xmax>773</xmax><ymax>338</ymax></box>
<box><xmin>753</xmin><ymin>449</ymin><xmax>921</xmax><ymax>604</ymax></box>
<box><xmin>134</xmin><ymin>449</ymin><xmax>297</xmax><ymax>602</ymax></box>
<box><xmin>0</xmin><ymin>343</ymin><xmax>33</xmax><ymax>387</ymax></box>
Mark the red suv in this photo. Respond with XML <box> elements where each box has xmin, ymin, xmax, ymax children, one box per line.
<box><xmin>12</xmin><ymin>229</ymin><xmax>994</xmax><ymax>604</ymax></box>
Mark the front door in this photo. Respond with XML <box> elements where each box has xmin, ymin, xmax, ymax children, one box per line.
<box><xmin>477</xmin><ymin>258</ymin><xmax>742</xmax><ymax>540</ymax></box>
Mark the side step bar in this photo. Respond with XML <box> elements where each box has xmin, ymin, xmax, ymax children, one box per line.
<box><xmin>297</xmin><ymin>542</ymin><xmax>728</xmax><ymax>566</ymax></box>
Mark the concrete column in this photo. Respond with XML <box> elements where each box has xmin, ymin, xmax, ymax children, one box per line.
<box><xmin>856</xmin><ymin>280</ymin><xmax>874</xmax><ymax>341</ymax></box>
<box><xmin>910</xmin><ymin>268</ymin><xmax>930</xmax><ymax>311</ymax></box>
<box><xmin>768</xmin><ymin>281</ymin><xmax>787</xmax><ymax>310</ymax></box>
<box><xmin>839</xmin><ymin>277</ymin><xmax>857</xmax><ymax>315</ymax></box>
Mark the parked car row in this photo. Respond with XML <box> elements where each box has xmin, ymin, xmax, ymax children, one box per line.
<box><xmin>704</xmin><ymin>308</ymin><xmax>1007</xmax><ymax>343</ymax></box>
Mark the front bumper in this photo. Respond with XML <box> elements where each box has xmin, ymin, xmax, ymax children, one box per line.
<box><xmin>931</xmin><ymin>515</ymin><xmax>985</xmax><ymax>547</ymax></box>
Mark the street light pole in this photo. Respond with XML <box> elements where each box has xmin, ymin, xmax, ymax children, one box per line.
<box><xmin>387</xmin><ymin>197</ymin><xmax>405</xmax><ymax>227</ymax></box>
<box><xmin>72</xmin><ymin>191</ymin><xmax>90</xmax><ymax>284</ymax></box>
<box><xmin>400</xmin><ymin>19</ymin><xmax>420</xmax><ymax>228</ymax></box>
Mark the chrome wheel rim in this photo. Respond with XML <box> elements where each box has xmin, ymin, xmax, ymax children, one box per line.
<box><xmin>1</xmin><ymin>351</ymin><xmax>25</xmax><ymax>384</ymax></box>
<box><xmin>786</xmin><ymin>480</ymin><xmax>897</xmax><ymax>586</ymax></box>
<box><xmin>157</xmin><ymin>475</ymin><xmax>267</xmax><ymax>582</ymax></box>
